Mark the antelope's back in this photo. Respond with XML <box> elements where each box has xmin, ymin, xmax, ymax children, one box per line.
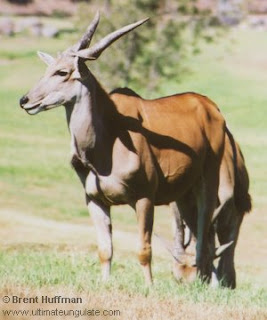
<box><xmin>110</xmin><ymin>90</ymin><xmax>225</xmax><ymax>155</ymax></box>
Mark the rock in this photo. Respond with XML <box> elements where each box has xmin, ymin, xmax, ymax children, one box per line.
<box><xmin>0</xmin><ymin>17</ymin><xmax>14</xmax><ymax>36</ymax></box>
<box><xmin>248</xmin><ymin>15</ymin><xmax>267</xmax><ymax>31</ymax></box>
<box><xmin>28</xmin><ymin>20</ymin><xmax>43</xmax><ymax>37</ymax></box>
<box><xmin>0</xmin><ymin>17</ymin><xmax>60</xmax><ymax>38</ymax></box>
<box><xmin>217</xmin><ymin>0</ymin><xmax>245</xmax><ymax>26</ymax></box>
<box><xmin>41</xmin><ymin>25</ymin><xmax>59</xmax><ymax>38</ymax></box>
<box><xmin>14</xmin><ymin>17</ymin><xmax>39</xmax><ymax>33</ymax></box>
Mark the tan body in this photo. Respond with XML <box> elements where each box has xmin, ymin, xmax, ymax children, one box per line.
<box><xmin>106</xmin><ymin>91</ymin><xmax>223</xmax><ymax>206</ymax></box>
<box><xmin>20</xmin><ymin>14</ymin><xmax>226</xmax><ymax>284</ymax></box>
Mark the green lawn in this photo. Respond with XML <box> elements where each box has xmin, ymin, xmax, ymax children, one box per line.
<box><xmin>0</xmin><ymin>24</ymin><xmax>266</xmax><ymax>319</ymax></box>
<box><xmin>0</xmin><ymin>249</ymin><xmax>265</xmax><ymax>306</ymax></box>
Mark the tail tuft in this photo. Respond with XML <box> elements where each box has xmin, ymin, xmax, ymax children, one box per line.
<box><xmin>235</xmin><ymin>189</ymin><xmax>252</xmax><ymax>214</ymax></box>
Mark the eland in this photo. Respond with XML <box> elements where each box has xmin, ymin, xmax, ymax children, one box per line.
<box><xmin>20</xmin><ymin>12</ymin><xmax>226</xmax><ymax>285</ymax></box>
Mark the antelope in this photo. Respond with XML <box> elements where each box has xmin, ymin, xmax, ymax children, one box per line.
<box><xmin>19</xmin><ymin>12</ymin><xmax>226</xmax><ymax>285</ymax></box>
<box><xmin>157</xmin><ymin>128</ymin><xmax>251</xmax><ymax>288</ymax></box>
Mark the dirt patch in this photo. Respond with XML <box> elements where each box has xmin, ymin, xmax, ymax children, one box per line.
<box><xmin>0</xmin><ymin>59</ymin><xmax>13</xmax><ymax>65</ymax></box>
<box><xmin>0</xmin><ymin>209</ymin><xmax>168</xmax><ymax>258</ymax></box>
<box><xmin>0</xmin><ymin>286</ymin><xmax>266</xmax><ymax>320</ymax></box>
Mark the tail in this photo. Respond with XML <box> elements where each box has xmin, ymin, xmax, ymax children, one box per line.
<box><xmin>234</xmin><ymin>144</ymin><xmax>252</xmax><ymax>214</ymax></box>
<box><xmin>226</xmin><ymin>127</ymin><xmax>252</xmax><ymax>215</ymax></box>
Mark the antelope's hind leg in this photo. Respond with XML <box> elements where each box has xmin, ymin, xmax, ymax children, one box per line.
<box><xmin>171</xmin><ymin>199</ymin><xmax>197</xmax><ymax>283</ymax></box>
<box><xmin>195</xmin><ymin>171</ymin><xmax>219</xmax><ymax>282</ymax></box>
<box><xmin>88</xmin><ymin>201</ymin><xmax>113</xmax><ymax>282</ymax></box>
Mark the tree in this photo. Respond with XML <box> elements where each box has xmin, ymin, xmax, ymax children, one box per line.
<box><xmin>75</xmin><ymin>0</ymin><xmax>225</xmax><ymax>96</ymax></box>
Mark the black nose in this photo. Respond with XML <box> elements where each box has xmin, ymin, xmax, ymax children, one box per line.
<box><xmin>20</xmin><ymin>95</ymin><xmax>29</xmax><ymax>107</ymax></box>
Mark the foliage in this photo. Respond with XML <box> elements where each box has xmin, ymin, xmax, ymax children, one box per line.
<box><xmin>75</xmin><ymin>0</ymin><xmax>226</xmax><ymax>95</ymax></box>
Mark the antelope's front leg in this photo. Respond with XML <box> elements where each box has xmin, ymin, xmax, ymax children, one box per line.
<box><xmin>135</xmin><ymin>198</ymin><xmax>154</xmax><ymax>286</ymax></box>
<box><xmin>88</xmin><ymin>201</ymin><xmax>112</xmax><ymax>282</ymax></box>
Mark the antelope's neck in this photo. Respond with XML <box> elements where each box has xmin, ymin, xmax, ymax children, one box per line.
<box><xmin>65</xmin><ymin>73</ymin><xmax>118</xmax><ymax>171</ymax></box>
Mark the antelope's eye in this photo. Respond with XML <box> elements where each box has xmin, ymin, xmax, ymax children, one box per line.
<box><xmin>55</xmin><ymin>70</ymin><xmax>69</xmax><ymax>77</ymax></box>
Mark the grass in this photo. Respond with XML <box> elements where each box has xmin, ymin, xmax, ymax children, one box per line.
<box><xmin>0</xmin><ymin>252</ymin><xmax>266</xmax><ymax>320</ymax></box>
<box><xmin>0</xmin><ymin>20</ymin><xmax>267</xmax><ymax>319</ymax></box>
<box><xmin>0</xmin><ymin>249</ymin><xmax>266</xmax><ymax>307</ymax></box>
<box><xmin>0</xmin><ymin>247</ymin><xmax>266</xmax><ymax>320</ymax></box>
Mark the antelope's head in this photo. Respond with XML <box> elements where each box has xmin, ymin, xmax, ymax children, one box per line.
<box><xmin>20</xmin><ymin>12</ymin><xmax>148</xmax><ymax>115</ymax></box>
<box><xmin>172</xmin><ymin>254</ymin><xmax>197</xmax><ymax>284</ymax></box>
<box><xmin>155</xmin><ymin>233</ymin><xmax>197</xmax><ymax>283</ymax></box>
<box><xmin>155</xmin><ymin>232</ymin><xmax>233</xmax><ymax>284</ymax></box>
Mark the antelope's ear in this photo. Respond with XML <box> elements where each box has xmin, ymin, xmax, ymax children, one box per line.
<box><xmin>214</xmin><ymin>241</ymin><xmax>234</xmax><ymax>259</ymax></box>
<box><xmin>37</xmin><ymin>51</ymin><xmax>55</xmax><ymax>66</ymax></box>
<box><xmin>71</xmin><ymin>69</ymin><xmax>81</xmax><ymax>80</ymax></box>
<box><xmin>71</xmin><ymin>57</ymin><xmax>85</xmax><ymax>80</ymax></box>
